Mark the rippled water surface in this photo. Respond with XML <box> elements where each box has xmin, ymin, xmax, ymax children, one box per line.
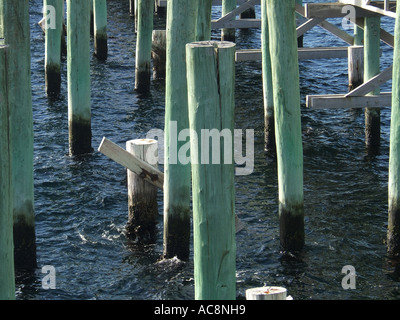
<box><xmin>17</xmin><ymin>0</ymin><xmax>400</xmax><ymax>300</ymax></box>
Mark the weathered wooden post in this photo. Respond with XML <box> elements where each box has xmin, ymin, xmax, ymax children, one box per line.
<box><xmin>240</xmin><ymin>6</ymin><xmax>256</xmax><ymax>19</ymax></box>
<box><xmin>364</xmin><ymin>16</ymin><xmax>381</xmax><ymax>151</ymax></box>
<box><xmin>126</xmin><ymin>139</ymin><xmax>159</xmax><ymax>243</ymax></box>
<box><xmin>296</xmin><ymin>0</ymin><xmax>303</xmax><ymax>47</ymax></box>
<box><xmin>0</xmin><ymin>44</ymin><xmax>15</xmax><ymax>300</ymax></box>
<box><xmin>67</xmin><ymin>0</ymin><xmax>92</xmax><ymax>156</ymax></box>
<box><xmin>44</xmin><ymin>0</ymin><xmax>64</xmax><ymax>95</ymax></box>
<box><xmin>152</xmin><ymin>30</ymin><xmax>166</xmax><ymax>80</ymax></box>
<box><xmin>0</xmin><ymin>0</ymin><xmax>37</xmax><ymax>270</ymax></box>
<box><xmin>196</xmin><ymin>0</ymin><xmax>212</xmax><ymax>41</ymax></box>
<box><xmin>267</xmin><ymin>0</ymin><xmax>304</xmax><ymax>252</ymax></box>
<box><xmin>129</xmin><ymin>0</ymin><xmax>135</xmax><ymax>16</ymax></box>
<box><xmin>388</xmin><ymin>0</ymin><xmax>400</xmax><ymax>257</ymax></box>
<box><xmin>93</xmin><ymin>0</ymin><xmax>108</xmax><ymax>60</ymax></box>
<box><xmin>135</xmin><ymin>0</ymin><xmax>153</xmax><ymax>95</ymax></box>
<box><xmin>261</xmin><ymin>0</ymin><xmax>275</xmax><ymax>154</ymax></box>
<box><xmin>348</xmin><ymin>45</ymin><xmax>364</xmax><ymax>91</ymax></box>
<box><xmin>186</xmin><ymin>41</ymin><xmax>236</xmax><ymax>300</ymax></box>
<box><xmin>221</xmin><ymin>0</ymin><xmax>235</xmax><ymax>42</ymax></box>
<box><xmin>163</xmin><ymin>0</ymin><xmax>197</xmax><ymax>261</ymax></box>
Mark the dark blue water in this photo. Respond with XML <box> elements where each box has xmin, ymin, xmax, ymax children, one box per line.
<box><xmin>18</xmin><ymin>0</ymin><xmax>400</xmax><ymax>300</ymax></box>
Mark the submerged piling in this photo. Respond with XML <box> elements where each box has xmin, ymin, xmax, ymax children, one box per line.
<box><xmin>388</xmin><ymin>0</ymin><xmax>400</xmax><ymax>257</ymax></box>
<box><xmin>0</xmin><ymin>0</ymin><xmax>37</xmax><ymax>270</ymax></box>
<box><xmin>267</xmin><ymin>0</ymin><xmax>304</xmax><ymax>252</ymax></box>
<box><xmin>186</xmin><ymin>41</ymin><xmax>236</xmax><ymax>300</ymax></box>
<box><xmin>364</xmin><ymin>16</ymin><xmax>381</xmax><ymax>152</ymax></box>
<box><xmin>163</xmin><ymin>0</ymin><xmax>197</xmax><ymax>261</ymax></box>
<box><xmin>135</xmin><ymin>0</ymin><xmax>153</xmax><ymax>95</ymax></box>
<box><xmin>44</xmin><ymin>0</ymin><xmax>63</xmax><ymax>95</ymax></box>
<box><xmin>261</xmin><ymin>0</ymin><xmax>275</xmax><ymax>154</ymax></box>
<box><xmin>93</xmin><ymin>0</ymin><xmax>108</xmax><ymax>60</ymax></box>
<box><xmin>0</xmin><ymin>45</ymin><xmax>15</xmax><ymax>300</ymax></box>
<box><xmin>67</xmin><ymin>0</ymin><xmax>92</xmax><ymax>156</ymax></box>
<box><xmin>221</xmin><ymin>0</ymin><xmax>236</xmax><ymax>42</ymax></box>
<box><xmin>126</xmin><ymin>139</ymin><xmax>159</xmax><ymax>244</ymax></box>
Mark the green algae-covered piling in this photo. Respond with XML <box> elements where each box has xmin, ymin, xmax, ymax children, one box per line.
<box><xmin>67</xmin><ymin>0</ymin><xmax>92</xmax><ymax>156</ymax></box>
<box><xmin>388</xmin><ymin>0</ymin><xmax>400</xmax><ymax>257</ymax></box>
<box><xmin>0</xmin><ymin>0</ymin><xmax>37</xmax><ymax>270</ymax></box>
<box><xmin>135</xmin><ymin>0</ymin><xmax>153</xmax><ymax>95</ymax></box>
<box><xmin>163</xmin><ymin>0</ymin><xmax>197</xmax><ymax>261</ymax></box>
<box><xmin>267</xmin><ymin>0</ymin><xmax>304</xmax><ymax>252</ymax></box>
<box><xmin>364</xmin><ymin>16</ymin><xmax>381</xmax><ymax>151</ymax></box>
<box><xmin>44</xmin><ymin>0</ymin><xmax>63</xmax><ymax>95</ymax></box>
<box><xmin>186</xmin><ymin>41</ymin><xmax>236</xmax><ymax>300</ymax></box>
<box><xmin>0</xmin><ymin>45</ymin><xmax>15</xmax><ymax>300</ymax></box>
<box><xmin>93</xmin><ymin>0</ymin><xmax>108</xmax><ymax>60</ymax></box>
<box><xmin>261</xmin><ymin>0</ymin><xmax>275</xmax><ymax>154</ymax></box>
<box><xmin>152</xmin><ymin>30</ymin><xmax>166</xmax><ymax>80</ymax></box>
<box><xmin>221</xmin><ymin>0</ymin><xmax>236</xmax><ymax>42</ymax></box>
<box><xmin>196</xmin><ymin>0</ymin><xmax>212</xmax><ymax>41</ymax></box>
<box><xmin>126</xmin><ymin>139</ymin><xmax>159</xmax><ymax>244</ymax></box>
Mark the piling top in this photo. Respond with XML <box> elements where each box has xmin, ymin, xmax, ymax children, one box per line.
<box><xmin>127</xmin><ymin>139</ymin><xmax>158</xmax><ymax>145</ymax></box>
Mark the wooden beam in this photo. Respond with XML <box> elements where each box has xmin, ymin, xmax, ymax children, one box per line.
<box><xmin>338</xmin><ymin>0</ymin><xmax>396</xmax><ymax>18</ymax></box>
<box><xmin>306</xmin><ymin>92</ymin><xmax>392</xmax><ymax>109</ymax></box>
<box><xmin>345</xmin><ymin>65</ymin><xmax>392</xmax><ymax>97</ymax></box>
<box><xmin>235</xmin><ymin>46</ymin><xmax>349</xmax><ymax>61</ymax></box>
<box><xmin>98</xmin><ymin>137</ymin><xmax>164</xmax><ymax>190</ymax></box>
<box><xmin>305</xmin><ymin>3</ymin><xmax>378</xmax><ymax>18</ymax></box>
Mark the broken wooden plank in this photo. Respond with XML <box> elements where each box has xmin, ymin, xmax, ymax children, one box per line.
<box><xmin>98</xmin><ymin>137</ymin><xmax>164</xmax><ymax>189</ymax></box>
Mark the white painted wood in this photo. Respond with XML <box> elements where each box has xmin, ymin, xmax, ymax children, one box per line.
<box><xmin>306</xmin><ymin>92</ymin><xmax>392</xmax><ymax>109</ymax></box>
<box><xmin>345</xmin><ymin>65</ymin><xmax>393</xmax><ymax>97</ymax></box>
<box><xmin>246</xmin><ymin>287</ymin><xmax>288</xmax><ymax>300</ymax></box>
<box><xmin>98</xmin><ymin>137</ymin><xmax>164</xmax><ymax>189</ymax></box>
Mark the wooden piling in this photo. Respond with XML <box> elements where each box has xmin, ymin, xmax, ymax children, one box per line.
<box><xmin>163</xmin><ymin>0</ymin><xmax>197</xmax><ymax>261</ymax></box>
<box><xmin>261</xmin><ymin>0</ymin><xmax>275</xmax><ymax>154</ymax></box>
<box><xmin>348</xmin><ymin>45</ymin><xmax>364</xmax><ymax>91</ymax></box>
<box><xmin>129</xmin><ymin>0</ymin><xmax>135</xmax><ymax>16</ymax></box>
<box><xmin>135</xmin><ymin>0</ymin><xmax>154</xmax><ymax>95</ymax></box>
<box><xmin>0</xmin><ymin>0</ymin><xmax>37</xmax><ymax>270</ymax></box>
<box><xmin>186</xmin><ymin>41</ymin><xmax>236</xmax><ymax>300</ymax></box>
<box><xmin>196</xmin><ymin>0</ymin><xmax>212</xmax><ymax>41</ymax></box>
<box><xmin>364</xmin><ymin>16</ymin><xmax>381</xmax><ymax>151</ymax></box>
<box><xmin>151</xmin><ymin>30</ymin><xmax>166</xmax><ymax>80</ymax></box>
<box><xmin>93</xmin><ymin>0</ymin><xmax>108</xmax><ymax>60</ymax></box>
<box><xmin>240</xmin><ymin>6</ymin><xmax>256</xmax><ymax>19</ymax></box>
<box><xmin>126</xmin><ymin>139</ymin><xmax>159</xmax><ymax>244</ymax></box>
<box><xmin>296</xmin><ymin>0</ymin><xmax>303</xmax><ymax>47</ymax></box>
<box><xmin>267</xmin><ymin>0</ymin><xmax>304</xmax><ymax>252</ymax></box>
<box><xmin>44</xmin><ymin>0</ymin><xmax>64</xmax><ymax>95</ymax></box>
<box><xmin>221</xmin><ymin>0</ymin><xmax>236</xmax><ymax>42</ymax></box>
<box><xmin>67</xmin><ymin>0</ymin><xmax>92</xmax><ymax>156</ymax></box>
<box><xmin>388</xmin><ymin>0</ymin><xmax>400</xmax><ymax>257</ymax></box>
<box><xmin>0</xmin><ymin>44</ymin><xmax>15</xmax><ymax>300</ymax></box>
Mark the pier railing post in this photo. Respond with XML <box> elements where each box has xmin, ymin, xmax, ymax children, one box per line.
<box><xmin>163</xmin><ymin>0</ymin><xmax>198</xmax><ymax>261</ymax></box>
<box><xmin>0</xmin><ymin>0</ymin><xmax>37</xmax><ymax>270</ymax></box>
<box><xmin>135</xmin><ymin>0</ymin><xmax>154</xmax><ymax>95</ymax></box>
<box><xmin>221</xmin><ymin>0</ymin><xmax>236</xmax><ymax>42</ymax></box>
<box><xmin>267</xmin><ymin>0</ymin><xmax>304</xmax><ymax>252</ymax></box>
<box><xmin>0</xmin><ymin>44</ymin><xmax>15</xmax><ymax>300</ymax></box>
<box><xmin>364</xmin><ymin>15</ymin><xmax>381</xmax><ymax>152</ymax></box>
<box><xmin>388</xmin><ymin>0</ymin><xmax>400</xmax><ymax>257</ymax></box>
<box><xmin>261</xmin><ymin>0</ymin><xmax>275</xmax><ymax>154</ymax></box>
<box><xmin>67</xmin><ymin>0</ymin><xmax>92</xmax><ymax>156</ymax></box>
<box><xmin>126</xmin><ymin>139</ymin><xmax>159</xmax><ymax>244</ymax></box>
<box><xmin>93</xmin><ymin>0</ymin><xmax>108</xmax><ymax>60</ymax></box>
<box><xmin>186</xmin><ymin>41</ymin><xmax>236</xmax><ymax>300</ymax></box>
<box><xmin>44</xmin><ymin>0</ymin><xmax>63</xmax><ymax>95</ymax></box>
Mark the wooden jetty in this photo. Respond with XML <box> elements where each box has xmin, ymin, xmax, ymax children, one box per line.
<box><xmin>2</xmin><ymin>0</ymin><xmax>400</xmax><ymax>300</ymax></box>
